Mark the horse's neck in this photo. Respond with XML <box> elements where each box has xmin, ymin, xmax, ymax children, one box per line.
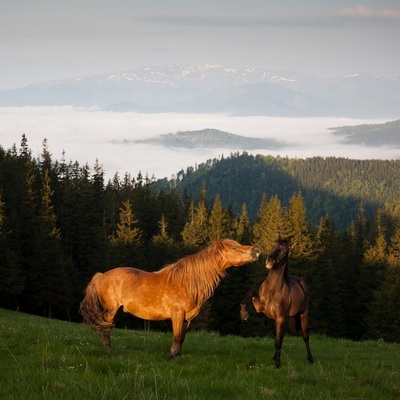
<box><xmin>267</xmin><ymin>262</ymin><xmax>289</xmax><ymax>287</ymax></box>
<box><xmin>188</xmin><ymin>253</ymin><xmax>226</xmax><ymax>303</ymax></box>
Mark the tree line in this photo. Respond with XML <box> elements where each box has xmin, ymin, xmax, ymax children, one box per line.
<box><xmin>0</xmin><ymin>136</ymin><xmax>399</xmax><ymax>342</ymax></box>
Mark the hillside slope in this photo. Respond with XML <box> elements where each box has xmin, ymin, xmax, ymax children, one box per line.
<box><xmin>1</xmin><ymin>308</ymin><xmax>399</xmax><ymax>399</ymax></box>
<box><xmin>168</xmin><ymin>153</ymin><xmax>400</xmax><ymax>228</ymax></box>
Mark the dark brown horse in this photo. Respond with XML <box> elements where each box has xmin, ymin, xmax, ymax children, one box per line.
<box><xmin>240</xmin><ymin>237</ymin><xmax>313</xmax><ymax>368</ymax></box>
<box><xmin>80</xmin><ymin>239</ymin><xmax>260</xmax><ymax>358</ymax></box>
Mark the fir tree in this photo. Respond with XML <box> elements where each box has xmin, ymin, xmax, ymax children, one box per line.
<box><xmin>181</xmin><ymin>200</ymin><xmax>209</xmax><ymax>249</ymax></box>
<box><xmin>0</xmin><ymin>194</ymin><xmax>24</xmax><ymax>309</ymax></box>
<box><xmin>253</xmin><ymin>194</ymin><xmax>283</xmax><ymax>255</ymax></box>
<box><xmin>282</xmin><ymin>191</ymin><xmax>313</xmax><ymax>262</ymax></box>
<box><xmin>28</xmin><ymin>168</ymin><xmax>74</xmax><ymax>318</ymax></box>
<box><xmin>387</xmin><ymin>222</ymin><xmax>400</xmax><ymax>267</ymax></box>
<box><xmin>208</xmin><ymin>194</ymin><xmax>229</xmax><ymax>241</ymax></box>
<box><xmin>366</xmin><ymin>264</ymin><xmax>400</xmax><ymax>342</ymax></box>
<box><xmin>232</xmin><ymin>203</ymin><xmax>253</xmax><ymax>243</ymax></box>
<box><xmin>310</xmin><ymin>216</ymin><xmax>345</xmax><ymax>336</ymax></box>
<box><xmin>345</xmin><ymin>203</ymin><xmax>370</xmax><ymax>340</ymax></box>
<box><xmin>108</xmin><ymin>199</ymin><xmax>143</xmax><ymax>267</ymax></box>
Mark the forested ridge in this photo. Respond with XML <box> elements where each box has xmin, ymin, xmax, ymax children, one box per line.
<box><xmin>1</xmin><ymin>136</ymin><xmax>400</xmax><ymax>342</ymax></box>
<box><xmin>169</xmin><ymin>152</ymin><xmax>400</xmax><ymax>229</ymax></box>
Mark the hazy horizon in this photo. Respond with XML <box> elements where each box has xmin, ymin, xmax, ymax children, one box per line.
<box><xmin>1</xmin><ymin>2</ymin><xmax>400</xmax><ymax>90</ymax></box>
<box><xmin>0</xmin><ymin>106</ymin><xmax>395</xmax><ymax>181</ymax></box>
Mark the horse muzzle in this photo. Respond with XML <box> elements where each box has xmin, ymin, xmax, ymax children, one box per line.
<box><xmin>252</xmin><ymin>246</ymin><xmax>261</xmax><ymax>260</ymax></box>
<box><xmin>240</xmin><ymin>303</ymin><xmax>249</xmax><ymax>321</ymax></box>
<box><xmin>265</xmin><ymin>259</ymin><xmax>274</xmax><ymax>269</ymax></box>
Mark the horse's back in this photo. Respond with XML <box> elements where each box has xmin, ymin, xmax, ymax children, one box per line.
<box><xmin>102</xmin><ymin>266</ymin><xmax>150</xmax><ymax>280</ymax></box>
<box><xmin>289</xmin><ymin>275</ymin><xmax>308</xmax><ymax>292</ymax></box>
<box><xmin>94</xmin><ymin>267</ymin><xmax>151</xmax><ymax>303</ymax></box>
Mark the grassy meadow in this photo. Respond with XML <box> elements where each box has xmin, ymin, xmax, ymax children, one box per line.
<box><xmin>0</xmin><ymin>308</ymin><xmax>399</xmax><ymax>399</ymax></box>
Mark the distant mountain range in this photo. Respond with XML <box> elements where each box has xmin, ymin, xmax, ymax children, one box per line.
<box><xmin>0</xmin><ymin>64</ymin><xmax>399</xmax><ymax>118</ymax></box>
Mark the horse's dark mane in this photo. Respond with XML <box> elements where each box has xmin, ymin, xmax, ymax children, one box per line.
<box><xmin>283</xmin><ymin>261</ymin><xmax>290</xmax><ymax>282</ymax></box>
<box><xmin>160</xmin><ymin>242</ymin><xmax>226</xmax><ymax>303</ymax></box>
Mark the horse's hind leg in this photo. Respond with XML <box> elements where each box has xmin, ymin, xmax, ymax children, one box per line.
<box><xmin>101</xmin><ymin>308</ymin><xmax>118</xmax><ymax>349</ymax></box>
<box><xmin>300</xmin><ymin>311</ymin><xmax>314</xmax><ymax>364</ymax></box>
<box><xmin>273</xmin><ymin>317</ymin><xmax>285</xmax><ymax>368</ymax></box>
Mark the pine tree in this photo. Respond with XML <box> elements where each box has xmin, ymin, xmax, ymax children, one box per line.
<box><xmin>0</xmin><ymin>194</ymin><xmax>24</xmax><ymax>309</ymax></box>
<box><xmin>387</xmin><ymin>222</ymin><xmax>400</xmax><ymax>266</ymax></box>
<box><xmin>364</xmin><ymin>210</ymin><xmax>388</xmax><ymax>265</ymax></box>
<box><xmin>159</xmin><ymin>187</ymin><xmax>186</xmax><ymax>241</ymax></box>
<box><xmin>152</xmin><ymin>214</ymin><xmax>173</xmax><ymax>247</ymax></box>
<box><xmin>310</xmin><ymin>216</ymin><xmax>345</xmax><ymax>336</ymax></box>
<box><xmin>181</xmin><ymin>200</ymin><xmax>209</xmax><ymax>249</ymax></box>
<box><xmin>366</xmin><ymin>264</ymin><xmax>400</xmax><ymax>342</ymax></box>
<box><xmin>282</xmin><ymin>191</ymin><xmax>314</xmax><ymax>261</ymax></box>
<box><xmin>253</xmin><ymin>194</ymin><xmax>283</xmax><ymax>255</ymax></box>
<box><xmin>149</xmin><ymin>214</ymin><xmax>179</xmax><ymax>271</ymax></box>
<box><xmin>28</xmin><ymin>168</ymin><xmax>74</xmax><ymax>318</ymax></box>
<box><xmin>345</xmin><ymin>203</ymin><xmax>370</xmax><ymax>340</ymax></box>
<box><xmin>232</xmin><ymin>203</ymin><xmax>253</xmax><ymax>243</ymax></box>
<box><xmin>5</xmin><ymin>135</ymin><xmax>40</xmax><ymax>314</ymax></box>
<box><xmin>108</xmin><ymin>199</ymin><xmax>143</xmax><ymax>267</ymax></box>
<box><xmin>359</xmin><ymin>210</ymin><xmax>388</xmax><ymax>338</ymax></box>
<box><xmin>208</xmin><ymin>194</ymin><xmax>229</xmax><ymax>241</ymax></box>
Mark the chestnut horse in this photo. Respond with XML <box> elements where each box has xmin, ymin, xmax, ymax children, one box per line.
<box><xmin>80</xmin><ymin>239</ymin><xmax>260</xmax><ymax>358</ymax></box>
<box><xmin>240</xmin><ymin>238</ymin><xmax>313</xmax><ymax>368</ymax></box>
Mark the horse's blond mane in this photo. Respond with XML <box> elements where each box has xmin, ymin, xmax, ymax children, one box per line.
<box><xmin>160</xmin><ymin>242</ymin><xmax>226</xmax><ymax>304</ymax></box>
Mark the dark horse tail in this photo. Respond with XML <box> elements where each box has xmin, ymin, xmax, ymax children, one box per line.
<box><xmin>291</xmin><ymin>314</ymin><xmax>301</xmax><ymax>333</ymax></box>
<box><xmin>290</xmin><ymin>277</ymin><xmax>309</xmax><ymax>333</ymax></box>
<box><xmin>79</xmin><ymin>273</ymin><xmax>114</xmax><ymax>336</ymax></box>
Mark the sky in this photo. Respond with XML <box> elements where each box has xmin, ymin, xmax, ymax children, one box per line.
<box><xmin>1</xmin><ymin>1</ymin><xmax>399</xmax><ymax>180</ymax></box>
<box><xmin>1</xmin><ymin>1</ymin><xmax>400</xmax><ymax>90</ymax></box>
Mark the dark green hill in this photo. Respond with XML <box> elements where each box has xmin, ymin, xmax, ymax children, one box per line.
<box><xmin>135</xmin><ymin>128</ymin><xmax>283</xmax><ymax>149</ymax></box>
<box><xmin>330</xmin><ymin>119</ymin><xmax>400</xmax><ymax>146</ymax></box>
<box><xmin>166</xmin><ymin>153</ymin><xmax>400</xmax><ymax>229</ymax></box>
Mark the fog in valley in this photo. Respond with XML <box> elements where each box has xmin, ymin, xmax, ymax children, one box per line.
<box><xmin>0</xmin><ymin>106</ymin><xmax>395</xmax><ymax>181</ymax></box>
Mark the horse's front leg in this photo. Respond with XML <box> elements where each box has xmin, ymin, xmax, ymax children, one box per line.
<box><xmin>273</xmin><ymin>317</ymin><xmax>285</xmax><ymax>368</ymax></box>
<box><xmin>170</xmin><ymin>311</ymin><xmax>189</xmax><ymax>358</ymax></box>
<box><xmin>251</xmin><ymin>294</ymin><xmax>264</xmax><ymax>314</ymax></box>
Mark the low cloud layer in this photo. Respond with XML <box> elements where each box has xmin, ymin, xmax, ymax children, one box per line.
<box><xmin>0</xmin><ymin>106</ymin><xmax>395</xmax><ymax>180</ymax></box>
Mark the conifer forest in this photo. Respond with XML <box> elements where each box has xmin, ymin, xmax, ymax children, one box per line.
<box><xmin>1</xmin><ymin>135</ymin><xmax>399</xmax><ymax>342</ymax></box>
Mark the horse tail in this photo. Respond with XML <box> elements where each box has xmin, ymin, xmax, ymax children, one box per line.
<box><xmin>79</xmin><ymin>273</ymin><xmax>114</xmax><ymax>336</ymax></box>
<box><xmin>288</xmin><ymin>314</ymin><xmax>301</xmax><ymax>333</ymax></box>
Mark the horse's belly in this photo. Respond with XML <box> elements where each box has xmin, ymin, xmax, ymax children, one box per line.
<box><xmin>123</xmin><ymin>302</ymin><xmax>171</xmax><ymax>321</ymax></box>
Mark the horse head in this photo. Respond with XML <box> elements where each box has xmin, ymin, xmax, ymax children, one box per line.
<box><xmin>216</xmin><ymin>239</ymin><xmax>260</xmax><ymax>268</ymax></box>
<box><xmin>266</xmin><ymin>237</ymin><xmax>295</xmax><ymax>270</ymax></box>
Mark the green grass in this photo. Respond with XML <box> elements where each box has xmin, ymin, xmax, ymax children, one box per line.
<box><xmin>1</xmin><ymin>308</ymin><xmax>399</xmax><ymax>399</ymax></box>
